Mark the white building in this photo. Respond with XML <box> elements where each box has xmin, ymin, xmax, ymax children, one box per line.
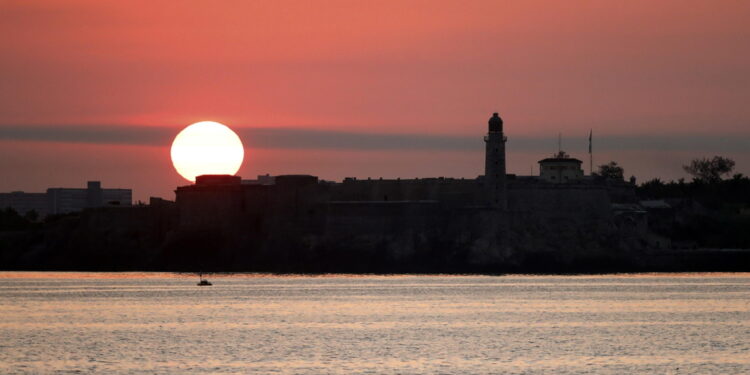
<box><xmin>538</xmin><ymin>151</ymin><xmax>584</xmax><ymax>183</ymax></box>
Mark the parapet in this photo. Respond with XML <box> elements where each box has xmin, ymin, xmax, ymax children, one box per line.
<box><xmin>195</xmin><ymin>175</ymin><xmax>242</xmax><ymax>186</ymax></box>
<box><xmin>275</xmin><ymin>175</ymin><xmax>318</xmax><ymax>187</ymax></box>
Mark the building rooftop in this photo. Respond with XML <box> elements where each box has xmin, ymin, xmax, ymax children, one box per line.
<box><xmin>538</xmin><ymin>151</ymin><xmax>582</xmax><ymax>164</ymax></box>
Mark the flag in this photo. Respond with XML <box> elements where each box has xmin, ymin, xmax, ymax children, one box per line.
<box><xmin>588</xmin><ymin>129</ymin><xmax>592</xmax><ymax>154</ymax></box>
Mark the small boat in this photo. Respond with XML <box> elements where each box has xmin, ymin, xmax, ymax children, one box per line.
<box><xmin>197</xmin><ymin>273</ymin><xmax>212</xmax><ymax>286</ymax></box>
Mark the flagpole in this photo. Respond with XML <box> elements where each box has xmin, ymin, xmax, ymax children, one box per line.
<box><xmin>589</xmin><ymin>129</ymin><xmax>593</xmax><ymax>175</ymax></box>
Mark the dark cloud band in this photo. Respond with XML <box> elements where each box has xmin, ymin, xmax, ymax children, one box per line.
<box><xmin>0</xmin><ymin>124</ymin><xmax>748</xmax><ymax>153</ymax></box>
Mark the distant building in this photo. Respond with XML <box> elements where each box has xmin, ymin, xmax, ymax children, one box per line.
<box><xmin>48</xmin><ymin>181</ymin><xmax>132</xmax><ymax>214</ymax></box>
<box><xmin>0</xmin><ymin>192</ymin><xmax>48</xmax><ymax>217</ymax></box>
<box><xmin>538</xmin><ymin>151</ymin><xmax>584</xmax><ymax>183</ymax></box>
<box><xmin>0</xmin><ymin>181</ymin><xmax>132</xmax><ymax>217</ymax></box>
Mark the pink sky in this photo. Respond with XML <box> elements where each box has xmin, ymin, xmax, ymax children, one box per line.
<box><xmin>2</xmin><ymin>1</ymin><xmax>749</xmax><ymax>201</ymax></box>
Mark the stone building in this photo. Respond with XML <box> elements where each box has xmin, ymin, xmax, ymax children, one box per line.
<box><xmin>172</xmin><ymin>113</ymin><xmax>636</xmax><ymax>269</ymax></box>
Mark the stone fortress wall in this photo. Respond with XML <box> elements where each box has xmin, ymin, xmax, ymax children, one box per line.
<box><xmin>171</xmin><ymin>113</ymin><xmax>640</xmax><ymax>271</ymax></box>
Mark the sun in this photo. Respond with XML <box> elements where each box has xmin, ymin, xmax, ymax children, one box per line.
<box><xmin>170</xmin><ymin>121</ymin><xmax>244</xmax><ymax>182</ymax></box>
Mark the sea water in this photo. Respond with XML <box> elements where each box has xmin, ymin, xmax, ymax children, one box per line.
<box><xmin>1</xmin><ymin>273</ymin><xmax>749</xmax><ymax>374</ymax></box>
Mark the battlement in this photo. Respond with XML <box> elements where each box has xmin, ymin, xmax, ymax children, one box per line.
<box><xmin>196</xmin><ymin>175</ymin><xmax>242</xmax><ymax>186</ymax></box>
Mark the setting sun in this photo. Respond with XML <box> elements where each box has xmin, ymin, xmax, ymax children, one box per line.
<box><xmin>170</xmin><ymin>121</ymin><xmax>244</xmax><ymax>182</ymax></box>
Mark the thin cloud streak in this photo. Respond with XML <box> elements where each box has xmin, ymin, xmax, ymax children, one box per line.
<box><xmin>1</xmin><ymin>125</ymin><xmax>748</xmax><ymax>154</ymax></box>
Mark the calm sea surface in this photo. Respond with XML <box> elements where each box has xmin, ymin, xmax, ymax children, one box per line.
<box><xmin>1</xmin><ymin>273</ymin><xmax>749</xmax><ymax>374</ymax></box>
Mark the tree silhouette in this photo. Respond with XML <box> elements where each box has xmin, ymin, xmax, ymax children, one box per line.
<box><xmin>597</xmin><ymin>161</ymin><xmax>624</xmax><ymax>180</ymax></box>
<box><xmin>24</xmin><ymin>210</ymin><xmax>39</xmax><ymax>222</ymax></box>
<box><xmin>683</xmin><ymin>156</ymin><xmax>735</xmax><ymax>182</ymax></box>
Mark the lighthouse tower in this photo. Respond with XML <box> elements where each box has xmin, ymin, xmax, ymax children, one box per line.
<box><xmin>484</xmin><ymin>112</ymin><xmax>507</xmax><ymax>209</ymax></box>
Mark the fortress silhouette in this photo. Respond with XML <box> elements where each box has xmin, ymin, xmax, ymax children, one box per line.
<box><xmin>5</xmin><ymin>113</ymin><xmax>749</xmax><ymax>272</ymax></box>
<box><xmin>167</xmin><ymin>113</ymin><xmax>643</xmax><ymax>272</ymax></box>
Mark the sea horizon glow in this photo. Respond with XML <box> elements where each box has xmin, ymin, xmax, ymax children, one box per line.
<box><xmin>170</xmin><ymin>121</ymin><xmax>244</xmax><ymax>182</ymax></box>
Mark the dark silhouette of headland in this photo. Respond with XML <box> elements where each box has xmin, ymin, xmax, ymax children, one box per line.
<box><xmin>2</xmin><ymin>113</ymin><xmax>749</xmax><ymax>273</ymax></box>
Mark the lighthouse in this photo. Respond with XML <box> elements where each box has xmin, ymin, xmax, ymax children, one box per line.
<box><xmin>484</xmin><ymin>112</ymin><xmax>507</xmax><ymax>209</ymax></box>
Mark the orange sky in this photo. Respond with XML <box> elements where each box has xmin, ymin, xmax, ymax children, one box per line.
<box><xmin>1</xmin><ymin>1</ymin><xmax>749</xmax><ymax>201</ymax></box>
